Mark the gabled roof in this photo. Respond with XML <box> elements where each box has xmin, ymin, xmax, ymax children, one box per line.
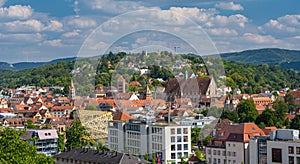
<box><xmin>165</xmin><ymin>77</ymin><xmax>212</xmax><ymax>95</ymax></box>
<box><xmin>211</xmin><ymin>123</ymin><xmax>265</xmax><ymax>144</ymax></box>
<box><xmin>113</xmin><ymin>110</ymin><xmax>133</xmax><ymax>121</ymax></box>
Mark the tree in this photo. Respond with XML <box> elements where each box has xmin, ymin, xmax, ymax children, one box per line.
<box><xmin>273</xmin><ymin>100</ymin><xmax>288</xmax><ymax>126</ymax></box>
<box><xmin>0</xmin><ymin>128</ymin><xmax>55</xmax><ymax>164</ymax></box>
<box><xmin>285</xmin><ymin>93</ymin><xmax>296</xmax><ymax>113</ymax></box>
<box><xmin>191</xmin><ymin>126</ymin><xmax>201</xmax><ymax>143</ymax></box>
<box><xmin>290</xmin><ymin>115</ymin><xmax>300</xmax><ymax>130</ymax></box>
<box><xmin>237</xmin><ymin>99</ymin><xmax>258</xmax><ymax>123</ymax></box>
<box><xmin>58</xmin><ymin>133</ymin><xmax>66</xmax><ymax>152</ymax></box>
<box><xmin>66</xmin><ymin>120</ymin><xmax>94</xmax><ymax>149</ymax></box>
<box><xmin>255</xmin><ymin>108</ymin><xmax>277</xmax><ymax>127</ymax></box>
<box><xmin>26</xmin><ymin>119</ymin><xmax>36</xmax><ymax>129</ymax></box>
<box><xmin>221</xmin><ymin>110</ymin><xmax>238</xmax><ymax>123</ymax></box>
<box><xmin>195</xmin><ymin>149</ymin><xmax>205</xmax><ymax>160</ymax></box>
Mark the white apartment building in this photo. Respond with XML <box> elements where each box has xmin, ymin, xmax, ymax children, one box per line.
<box><xmin>149</xmin><ymin>123</ymin><xmax>191</xmax><ymax>164</ymax></box>
<box><xmin>250</xmin><ymin>129</ymin><xmax>300</xmax><ymax>164</ymax></box>
<box><xmin>108</xmin><ymin>120</ymin><xmax>148</xmax><ymax>156</ymax></box>
<box><xmin>108</xmin><ymin>120</ymin><xmax>191</xmax><ymax>164</ymax></box>
<box><xmin>206</xmin><ymin>123</ymin><xmax>265</xmax><ymax>164</ymax></box>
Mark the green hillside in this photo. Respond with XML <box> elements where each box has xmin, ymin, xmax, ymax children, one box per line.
<box><xmin>221</xmin><ymin>48</ymin><xmax>300</xmax><ymax>70</ymax></box>
<box><xmin>0</xmin><ymin>51</ymin><xmax>300</xmax><ymax>95</ymax></box>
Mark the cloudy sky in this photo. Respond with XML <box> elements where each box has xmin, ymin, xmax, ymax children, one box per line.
<box><xmin>0</xmin><ymin>0</ymin><xmax>300</xmax><ymax>63</ymax></box>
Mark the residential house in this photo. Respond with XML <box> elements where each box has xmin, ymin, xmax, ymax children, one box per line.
<box><xmin>206</xmin><ymin>123</ymin><xmax>265</xmax><ymax>164</ymax></box>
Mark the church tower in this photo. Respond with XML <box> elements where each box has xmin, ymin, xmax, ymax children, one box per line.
<box><xmin>146</xmin><ymin>85</ymin><xmax>152</xmax><ymax>103</ymax></box>
<box><xmin>69</xmin><ymin>79</ymin><xmax>75</xmax><ymax>100</ymax></box>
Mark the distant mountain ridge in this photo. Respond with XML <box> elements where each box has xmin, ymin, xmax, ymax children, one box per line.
<box><xmin>220</xmin><ymin>48</ymin><xmax>300</xmax><ymax>71</ymax></box>
<box><xmin>0</xmin><ymin>57</ymin><xmax>77</xmax><ymax>71</ymax></box>
<box><xmin>1</xmin><ymin>48</ymin><xmax>300</xmax><ymax>71</ymax></box>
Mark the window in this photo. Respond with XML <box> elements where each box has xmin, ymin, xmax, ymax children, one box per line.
<box><xmin>213</xmin><ymin>158</ymin><xmax>216</xmax><ymax>164</ymax></box>
<box><xmin>177</xmin><ymin>136</ymin><xmax>182</xmax><ymax>142</ymax></box>
<box><xmin>289</xmin><ymin>146</ymin><xmax>294</xmax><ymax>154</ymax></box>
<box><xmin>177</xmin><ymin>128</ymin><xmax>182</xmax><ymax>134</ymax></box>
<box><xmin>297</xmin><ymin>147</ymin><xmax>300</xmax><ymax>154</ymax></box>
<box><xmin>171</xmin><ymin>145</ymin><xmax>176</xmax><ymax>151</ymax></box>
<box><xmin>233</xmin><ymin>152</ymin><xmax>236</xmax><ymax>157</ymax></box>
<box><xmin>289</xmin><ymin>156</ymin><xmax>294</xmax><ymax>164</ymax></box>
<box><xmin>184</xmin><ymin>144</ymin><xmax>188</xmax><ymax>150</ymax></box>
<box><xmin>171</xmin><ymin>153</ymin><xmax>176</xmax><ymax>159</ymax></box>
<box><xmin>233</xmin><ymin>160</ymin><xmax>236</xmax><ymax>164</ymax></box>
<box><xmin>272</xmin><ymin>148</ymin><xmax>282</xmax><ymax>163</ymax></box>
<box><xmin>177</xmin><ymin>144</ymin><xmax>182</xmax><ymax>150</ymax></box>
<box><xmin>184</xmin><ymin>152</ymin><xmax>188</xmax><ymax>158</ymax></box>
<box><xmin>171</xmin><ymin>128</ymin><xmax>175</xmax><ymax>135</ymax></box>
<box><xmin>217</xmin><ymin>159</ymin><xmax>220</xmax><ymax>164</ymax></box>
<box><xmin>217</xmin><ymin>150</ymin><xmax>220</xmax><ymax>155</ymax></box>
<box><xmin>213</xmin><ymin>150</ymin><xmax>216</xmax><ymax>155</ymax></box>
<box><xmin>227</xmin><ymin>151</ymin><xmax>231</xmax><ymax>156</ymax></box>
<box><xmin>177</xmin><ymin>152</ymin><xmax>182</xmax><ymax>159</ymax></box>
<box><xmin>171</xmin><ymin>136</ymin><xmax>175</xmax><ymax>143</ymax></box>
<box><xmin>183</xmin><ymin>128</ymin><xmax>188</xmax><ymax>134</ymax></box>
<box><xmin>183</xmin><ymin>136</ymin><xmax>188</xmax><ymax>142</ymax></box>
<box><xmin>222</xmin><ymin>151</ymin><xmax>226</xmax><ymax>156</ymax></box>
<box><xmin>297</xmin><ymin>157</ymin><xmax>300</xmax><ymax>164</ymax></box>
<box><xmin>208</xmin><ymin>149</ymin><xmax>211</xmax><ymax>154</ymax></box>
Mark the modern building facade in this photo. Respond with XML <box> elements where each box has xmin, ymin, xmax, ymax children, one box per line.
<box><xmin>250</xmin><ymin>129</ymin><xmax>300</xmax><ymax>164</ymax></box>
<box><xmin>108</xmin><ymin>120</ymin><xmax>191</xmax><ymax>164</ymax></box>
<box><xmin>25</xmin><ymin>129</ymin><xmax>59</xmax><ymax>156</ymax></box>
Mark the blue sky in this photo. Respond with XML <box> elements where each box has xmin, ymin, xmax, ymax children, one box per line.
<box><xmin>0</xmin><ymin>0</ymin><xmax>300</xmax><ymax>62</ymax></box>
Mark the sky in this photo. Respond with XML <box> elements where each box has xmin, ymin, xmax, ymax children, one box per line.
<box><xmin>0</xmin><ymin>0</ymin><xmax>300</xmax><ymax>63</ymax></box>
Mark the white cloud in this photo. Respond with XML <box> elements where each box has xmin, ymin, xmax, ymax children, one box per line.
<box><xmin>62</xmin><ymin>30</ymin><xmax>81</xmax><ymax>38</ymax></box>
<box><xmin>41</xmin><ymin>39</ymin><xmax>63</xmax><ymax>47</ymax></box>
<box><xmin>243</xmin><ymin>33</ymin><xmax>279</xmax><ymax>44</ymax></box>
<box><xmin>3</xmin><ymin>19</ymin><xmax>44</xmax><ymax>32</ymax></box>
<box><xmin>0</xmin><ymin>5</ymin><xmax>33</xmax><ymax>19</ymax></box>
<box><xmin>207</xmin><ymin>28</ymin><xmax>238</xmax><ymax>36</ymax></box>
<box><xmin>44</xmin><ymin>20</ymin><xmax>63</xmax><ymax>32</ymax></box>
<box><xmin>2</xmin><ymin>19</ymin><xmax>64</xmax><ymax>32</ymax></box>
<box><xmin>67</xmin><ymin>17</ymin><xmax>97</xmax><ymax>28</ymax></box>
<box><xmin>215</xmin><ymin>2</ymin><xmax>244</xmax><ymax>11</ymax></box>
<box><xmin>212</xmin><ymin>14</ymin><xmax>248</xmax><ymax>28</ymax></box>
<box><xmin>84</xmin><ymin>0</ymin><xmax>145</xmax><ymax>14</ymax></box>
<box><xmin>260</xmin><ymin>15</ymin><xmax>300</xmax><ymax>35</ymax></box>
<box><xmin>0</xmin><ymin>33</ymin><xmax>43</xmax><ymax>43</ymax></box>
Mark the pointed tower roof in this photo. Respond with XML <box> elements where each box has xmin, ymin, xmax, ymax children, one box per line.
<box><xmin>69</xmin><ymin>79</ymin><xmax>74</xmax><ymax>89</ymax></box>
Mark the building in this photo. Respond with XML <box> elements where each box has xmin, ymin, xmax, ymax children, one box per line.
<box><xmin>249</xmin><ymin>129</ymin><xmax>300</xmax><ymax>164</ymax></box>
<box><xmin>206</xmin><ymin>123</ymin><xmax>265</xmax><ymax>164</ymax></box>
<box><xmin>165</xmin><ymin>77</ymin><xmax>217</xmax><ymax>103</ymax></box>
<box><xmin>108</xmin><ymin>120</ymin><xmax>191</xmax><ymax>164</ymax></box>
<box><xmin>149</xmin><ymin>123</ymin><xmax>191</xmax><ymax>164</ymax></box>
<box><xmin>24</xmin><ymin>129</ymin><xmax>59</xmax><ymax>156</ymax></box>
<box><xmin>54</xmin><ymin>148</ymin><xmax>150</xmax><ymax>164</ymax></box>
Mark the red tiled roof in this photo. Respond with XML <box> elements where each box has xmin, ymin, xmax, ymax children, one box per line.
<box><xmin>113</xmin><ymin>111</ymin><xmax>133</xmax><ymax>121</ymax></box>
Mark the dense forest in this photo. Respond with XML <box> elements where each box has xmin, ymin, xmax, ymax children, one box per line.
<box><xmin>0</xmin><ymin>52</ymin><xmax>300</xmax><ymax>95</ymax></box>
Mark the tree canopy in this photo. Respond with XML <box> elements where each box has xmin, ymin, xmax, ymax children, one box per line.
<box><xmin>0</xmin><ymin>128</ymin><xmax>55</xmax><ymax>164</ymax></box>
<box><xmin>66</xmin><ymin>120</ymin><xmax>95</xmax><ymax>150</ymax></box>
<box><xmin>237</xmin><ymin>99</ymin><xmax>258</xmax><ymax>123</ymax></box>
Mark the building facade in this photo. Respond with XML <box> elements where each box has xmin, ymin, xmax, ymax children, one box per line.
<box><xmin>108</xmin><ymin>120</ymin><xmax>191</xmax><ymax>164</ymax></box>
<box><xmin>26</xmin><ymin>129</ymin><xmax>59</xmax><ymax>156</ymax></box>
<box><xmin>206</xmin><ymin>123</ymin><xmax>265</xmax><ymax>164</ymax></box>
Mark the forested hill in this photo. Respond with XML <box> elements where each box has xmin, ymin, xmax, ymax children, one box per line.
<box><xmin>221</xmin><ymin>48</ymin><xmax>300</xmax><ymax>71</ymax></box>
<box><xmin>0</xmin><ymin>52</ymin><xmax>300</xmax><ymax>95</ymax></box>
<box><xmin>1</xmin><ymin>48</ymin><xmax>300</xmax><ymax>71</ymax></box>
<box><xmin>0</xmin><ymin>57</ymin><xmax>76</xmax><ymax>71</ymax></box>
